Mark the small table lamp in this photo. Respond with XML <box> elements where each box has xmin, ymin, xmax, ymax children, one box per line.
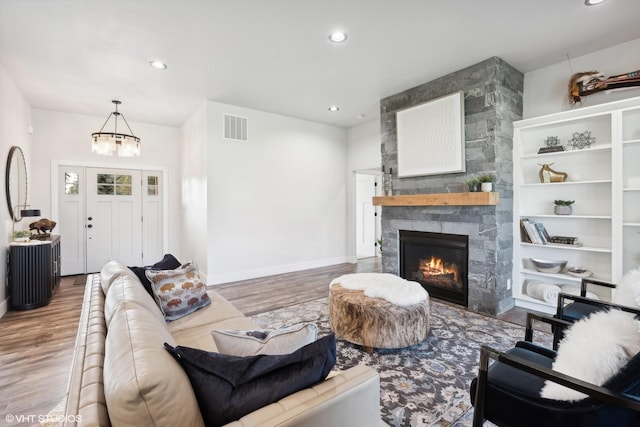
<box><xmin>12</xmin><ymin>205</ymin><xmax>41</xmax><ymax>241</ymax></box>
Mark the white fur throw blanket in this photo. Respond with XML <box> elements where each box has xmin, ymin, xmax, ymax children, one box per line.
<box><xmin>525</xmin><ymin>280</ymin><xmax>561</xmax><ymax>304</ymax></box>
<box><xmin>330</xmin><ymin>273</ymin><xmax>428</xmax><ymax>306</ymax></box>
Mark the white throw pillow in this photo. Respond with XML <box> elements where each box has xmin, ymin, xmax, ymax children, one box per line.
<box><xmin>612</xmin><ymin>268</ymin><xmax>640</xmax><ymax>309</ymax></box>
<box><xmin>540</xmin><ymin>309</ymin><xmax>640</xmax><ymax>401</ymax></box>
<box><xmin>211</xmin><ymin>323</ymin><xmax>318</xmax><ymax>356</ymax></box>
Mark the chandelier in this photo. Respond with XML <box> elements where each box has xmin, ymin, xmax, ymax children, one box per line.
<box><xmin>91</xmin><ymin>100</ymin><xmax>140</xmax><ymax>157</ymax></box>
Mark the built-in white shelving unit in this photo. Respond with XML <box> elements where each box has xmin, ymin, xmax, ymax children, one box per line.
<box><xmin>512</xmin><ymin>97</ymin><xmax>640</xmax><ymax>314</ymax></box>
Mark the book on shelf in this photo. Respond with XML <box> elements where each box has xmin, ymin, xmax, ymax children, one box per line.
<box><xmin>534</xmin><ymin>222</ymin><xmax>549</xmax><ymax>244</ymax></box>
<box><xmin>521</xmin><ymin>218</ymin><xmax>543</xmax><ymax>244</ymax></box>
<box><xmin>519</xmin><ymin>220</ymin><xmax>532</xmax><ymax>243</ymax></box>
<box><xmin>537</xmin><ymin>146</ymin><xmax>565</xmax><ymax>154</ymax></box>
<box><xmin>548</xmin><ymin>235</ymin><xmax>578</xmax><ymax>245</ymax></box>
<box><xmin>520</xmin><ymin>218</ymin><xmax>555</xmax><ymax>245</ymax></box>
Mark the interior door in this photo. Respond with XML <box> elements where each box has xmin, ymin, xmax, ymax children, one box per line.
<box><xmin>85</xmin><ymin>168</ymin><xmax>142</xmax><ymax>272</ymax></box>
<box><xmin>142</xmin><ymin>170</ymin><xmax>164</xmax><ymax>264</ymax></box>
<box><xmin>58</xmin><ymin>166</ymin><xmax>85</xmax><ymax>275</ymax></box>
<box><xmin>356</xmin><ymin>173</ymin><xmax>376</xmax><ymax>258</ymax></box>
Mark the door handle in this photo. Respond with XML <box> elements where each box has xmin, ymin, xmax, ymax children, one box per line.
<box><xmin>87</xmin><ymin>224</ymin><xmax>93</xmax><ymax>228</ymax></box>
<box><xmin>87</xmin><ymin>216</ymin><xmax>93</xmax><ymax>221</ymax></box>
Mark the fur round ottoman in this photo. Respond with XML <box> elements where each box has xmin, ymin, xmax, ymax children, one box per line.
<box><xmin>328</xmin><ymin>273</ymin><xmax>430</xmax><ymax>352</ymax></box>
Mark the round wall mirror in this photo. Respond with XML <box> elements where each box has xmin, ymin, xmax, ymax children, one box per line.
<box><xmin>5</xmin><ymin>146</ymin><xmax>28</xmax><ymax>221</ymax></box>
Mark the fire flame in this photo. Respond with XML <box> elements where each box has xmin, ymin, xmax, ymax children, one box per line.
<box><xmin>419</xmin><ymin>257</ymin><xmax>458</xmax><ymax>281</ymax></box>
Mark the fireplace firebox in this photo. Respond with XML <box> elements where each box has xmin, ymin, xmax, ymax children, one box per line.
<box><xmin>399</xmin><ymin>230</ymin><xmax>468</xmax><ymax>306</ymax></box>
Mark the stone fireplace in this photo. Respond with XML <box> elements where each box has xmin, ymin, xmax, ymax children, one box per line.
<box><xmin>379</xmin><ymin>57</ymin><xmax>523</xmax><ymax>315</ymax></box>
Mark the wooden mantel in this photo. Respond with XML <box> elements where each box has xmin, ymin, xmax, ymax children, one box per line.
<box><xmin>372</xmin><ymin>192</ymin><xmax>499</xmax><ymax>206</ymax></box>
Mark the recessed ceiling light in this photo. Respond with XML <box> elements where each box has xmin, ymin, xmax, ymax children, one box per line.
<box><xmin>328</xmin><ymin>105</ymin><xmax>340</xmax><ymax>112</ymax></box>
<box><xmin>328</xmin><ymin>31</ymin><xmax>348</xmax><ymax>43</ymax></box>
<box><xmin>149</xmin><ymin>60</ymin><xmax>168</xmax><ymax>70</ymax></box>
<box><xmin>584</xmin><ymin>0</ymin><xmax>607</xmax><ymax>5</ymax></box>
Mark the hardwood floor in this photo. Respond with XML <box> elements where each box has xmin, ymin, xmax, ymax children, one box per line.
<box><xmin>215</xmin><ymin>257</ymin><xmax>382</xmax><ymax>315</ymax></box>
<box><xmin>0</xmin><ymin>275</ymin><xmax>85</xmax><ymax>425</ymax></box>
<box><xmin>0</xmin><ymin>257</ymin><xmax>534</xmax><ymax>425</ymax></box>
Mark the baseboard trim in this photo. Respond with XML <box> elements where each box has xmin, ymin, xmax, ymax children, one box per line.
<box><xmin>209</xmin><ymin>256</ymin><xmax>350</xmax><ymax>285</ymax></box>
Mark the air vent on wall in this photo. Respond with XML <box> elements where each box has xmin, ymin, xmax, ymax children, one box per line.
<box><xmin>224</xmin><ymin>114</ymin><xmax>248</xmax><ymax>142</ymax></box>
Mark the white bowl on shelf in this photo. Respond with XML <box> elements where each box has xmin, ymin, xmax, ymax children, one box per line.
<box><xmin>566</xmin><ymin>267</ymin><xmax>593</xmax><ymax>278</ymax></box>
<box><xmin>530</xmin><ymin>258</ymin><xmax>567</xmax><ymax>274</ymax></box>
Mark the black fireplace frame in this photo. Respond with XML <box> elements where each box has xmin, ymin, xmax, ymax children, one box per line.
<box><xmin>399</xmin><ymin>230</ymin><xmax>469</xmax><ymax>306</ymax></box>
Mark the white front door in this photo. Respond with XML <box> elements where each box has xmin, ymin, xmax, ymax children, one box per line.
<box><xmin>356</xmin><ymin>173</ymin><xmax>377</xmax><ymax>258</ymax></box>
<box><xmin>85</xmin><ymin>168</ymin><xmax>142</xmax><ymax>272</ymax></box>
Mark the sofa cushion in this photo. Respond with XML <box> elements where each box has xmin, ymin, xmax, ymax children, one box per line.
<box><xmin>212</xmin><ymin>323</ymin><xmax>318</xmax><ymax>356</ymax></box>
<box><xmin>166</xmin><ymin>290</ymin><xmax>246</xmax><ymax>333</ymax></box>
<box><xmin>541</xmin><ymin>309</ymin><xmax>640</xmax><ymax>401</ymax></box>
<box><xmin>165</xmin><ymin>333</ymin><xmax>337</xmax><ymax>427</ymax></box>
<box><xmin>100</xmin><ymin>260</ymin><xmax>140</xmax><ymax>295</ymax></box>
<box><xmin>104</xmin><ymin>301</ymin><xmax>204</xmax><ymax>427</ymax></box>
<box><xmin>146</xmin><ymin>262</ymin><xmax>211</xmax><ymax>321</ymax></box>
<box><xmin>128</xmin><ymin>253</ymin><xmax>182</xmax><ymax>298</ymax></box>
<box><xmin>104</xmin><ymin>274</ymin><xmax>165</xmax><ymax>328</ymax></box>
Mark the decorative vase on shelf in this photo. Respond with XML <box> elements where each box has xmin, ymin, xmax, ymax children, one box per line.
<box><xmin>383</xmin><ymin>167</ymin><xmax>393</xmax><ymax>196</ymax></box>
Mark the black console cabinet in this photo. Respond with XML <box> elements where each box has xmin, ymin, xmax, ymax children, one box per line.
<box><xmin>8</xmin><ymin>235</ymin><xmax>61</xmax><ymax>310</ymax></box>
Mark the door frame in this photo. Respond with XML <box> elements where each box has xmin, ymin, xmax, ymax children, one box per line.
<box><xmin>51</xmin><ymin>160</ymin><xmax>169</xmax><ymax>271</ymax></box>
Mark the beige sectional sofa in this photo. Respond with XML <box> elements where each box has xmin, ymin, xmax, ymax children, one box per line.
<box><xmin>62</xmin><ymin>260</ymin><xmax>385</xmax><ymax>426</ymax></box>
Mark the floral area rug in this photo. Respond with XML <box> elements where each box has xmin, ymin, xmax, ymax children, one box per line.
<box><xmin>251</xmin><ymin>298</ymin><xmax>551</xmax><ymax>427</ymax></box>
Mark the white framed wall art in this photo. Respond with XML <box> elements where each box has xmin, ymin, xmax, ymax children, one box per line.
<box><xmin>396</xmin><ymin>91</ymin><xmax>465</xmax><ymax>177</ymax></box>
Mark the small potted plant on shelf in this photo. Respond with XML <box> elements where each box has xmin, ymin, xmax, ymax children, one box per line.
<box><xmin>478</xmin><ymin>174</ymin><xmax>495</xmax><ymax>192</ymax></box>
<box><xmin>12</xmin><ymin>229</ymin><xmax>31</xmax><ymax>242</ymax></box>
<box><xmin>466</xmin><ymin>176</ymin><xmax>480</xmax><ymax>192</ymax></box>
<box><xmin>554</xmin><ymin>199</ymin><xmax>575</xmax><ymax>215</ymax></box>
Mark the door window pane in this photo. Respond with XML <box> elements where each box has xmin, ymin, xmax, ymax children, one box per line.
<box><xmin>116</xmin><ymin>175</ymin><xmax>132</xmax><ymax>185</ymax></box>
<box><xmin>97</xmin><ymin>174</ymin><xmax>114</xmax><ymax>184</ymax></box>
<box><xmin>147</xmin><ymin>175</ymin><xmax>158</xmax><ymax>196</ymax></box>
<box><xmin>97</xmin><ymin>184</ymin><xmax>114</xmax><ymax>195</ymax></box>
<box><xmin>116</xmin><ymin>185</ymin><xmax>132</xmax><ymax>195</ymax></box>
<box><xmin>65</xmin><ymin>172</ymin><xmax>79</xmax><ymax>195</ymax></box>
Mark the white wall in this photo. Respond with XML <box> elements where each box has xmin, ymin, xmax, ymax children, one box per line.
<box><xmin>523</xmin><ymin>38</ymin><xmax>640</xmax><ymax>119</ymax></box>
<box><xmin>180</xmin><ymin>102</ymin><xmax>208</xmax><ymax>279</ymax></box>
<box><xmin>30</xmin><ymin>109</ymin><xmax>182</xmax><ymax>262</ymax></box>
<box><xmin>0</xmin><ymin>65</ymin><xmax>33</xmax><ymax>318</ymax></box>
<box><xmin>206</xmin><ymin>101</ymin><xmax>348</xmax><ymax>284</ymax></box>
<box><xmin>346</xmin><ymin>120</ymin><xmax>381</xmax><ymax>261</ymax></box>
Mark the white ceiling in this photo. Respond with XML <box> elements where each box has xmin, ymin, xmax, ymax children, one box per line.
<box><xmin>1</xmin><ymin>0</ymin><xmax>639</xmax><ymax>129</ymax></box>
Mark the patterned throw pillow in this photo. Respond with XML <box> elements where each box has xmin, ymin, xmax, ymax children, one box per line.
<box><xmin>146</xmin><ymin>262</ymin><xmax>210</xmax><ymax>321</ymax></box>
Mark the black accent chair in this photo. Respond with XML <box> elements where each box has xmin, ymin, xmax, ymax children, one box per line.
<box><xmin>554</xmin><ymin>277</ymin><xmax>640</xmax><ymax>346</ymax></box>
<box><xmin>470</xmin><ymin>313</ymin><xmax>640</xmax><ymax>427</ymax></box>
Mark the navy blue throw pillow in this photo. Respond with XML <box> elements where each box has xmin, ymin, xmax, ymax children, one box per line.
<box><xmin>165</xmin><ymin>333</ymin><xmax>336</xmax><ymax>426</ymax></box>
<box><xmin>128</xmin><ymin>254</ymin><xmax>181</xmax><ymax>297</ymax></box>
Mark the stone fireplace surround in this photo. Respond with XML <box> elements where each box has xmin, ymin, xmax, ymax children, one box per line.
<box><xmin>379</xmin><ymin>57</ymin><xmax>524</xmax><ymax>315</ymax></box>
